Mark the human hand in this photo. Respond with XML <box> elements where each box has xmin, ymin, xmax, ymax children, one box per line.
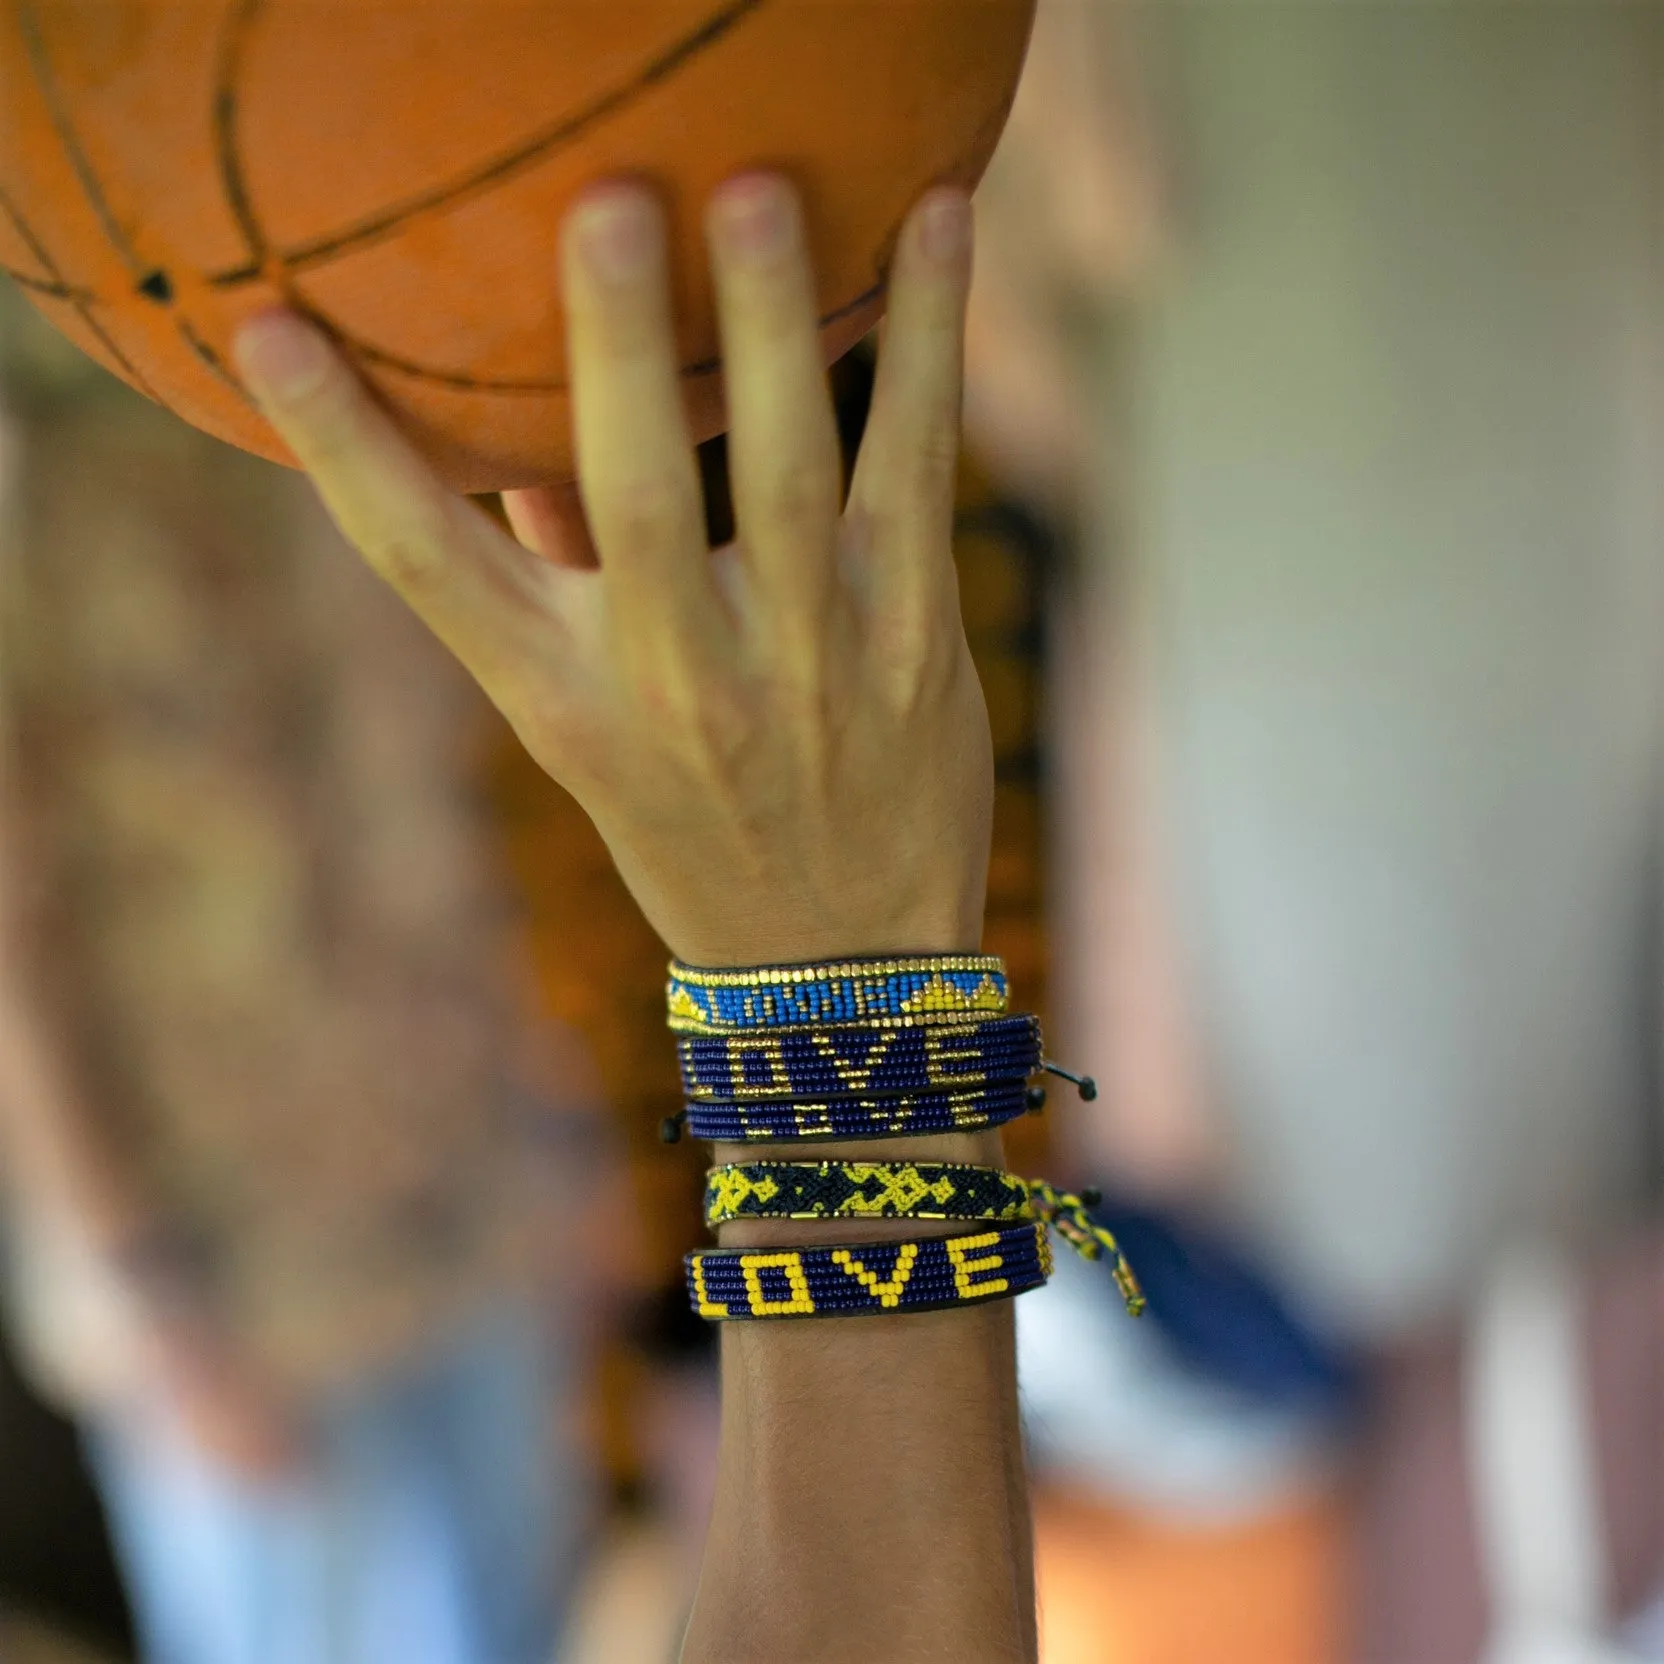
<box><xmin>233</xmin><ymin>177</ymin><xmax>992</xmax><ymax>967</ymax></box>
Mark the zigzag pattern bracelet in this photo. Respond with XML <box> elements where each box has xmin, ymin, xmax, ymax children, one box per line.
<box><xmin>677</xmin><ymin>1014</ymin><xmax>1043</xmax><ymax>1102</ymax></box>
<box><xmin>683</xmin><ymin>1081</ymin><xmax>1033</xmax><ymax>1144</ymax></box>
<box><xmin>667</xmin><ymin>955</ymin><xmax>1008</xmax><ymax>1034</ymax></box>
<box><xmin>706</xmin><ymin>1161</ymin><xmax>1033</xmax><ymax>1226</ymax></box>
<box><xmin>687</xmin><ymin>1220</ymin><xmax>1052</xmax><ymax>1321</ymax></box>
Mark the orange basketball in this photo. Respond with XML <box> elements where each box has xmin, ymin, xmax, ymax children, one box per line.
<box><xmin>0</xmin><ymin>2</ymin><xmax>1034</xmax><ymax>491</ymax></box>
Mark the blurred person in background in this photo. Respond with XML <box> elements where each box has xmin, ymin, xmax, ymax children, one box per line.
<box><xmin>970</xmin><ymin>5</ymin><xmax>1664</xmax><ymax>1661</ymax></box>
<box><xmin>0</xmin><ymin>286</ymin><xmax>613</xmax><ymax>1664</ymax></box>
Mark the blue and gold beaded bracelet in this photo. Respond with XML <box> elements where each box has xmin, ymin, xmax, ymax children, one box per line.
<box><xmin>667</xmin><ymin>955</ymin><xmax>1009</xmax><ymax>1035</ymax></box>
<box><xmin>676</xmin><ymin>1014</ymin><xmax>1044</xmax><ymax>1103</ymax></box>
<box><xmin>706</xmin><ymin>1160</ymin><xmax>1033</xmax><ymax>1226</ymax></box>
<box><xmin>687</xmin><ymin>1219</ymin><xmax>1053</xmax><ymax>1321</ymax></box>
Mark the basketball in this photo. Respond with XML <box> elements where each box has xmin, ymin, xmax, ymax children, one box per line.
<box><xmin>0</xmin><ymin>1</ymin><xmax>1035</xmax><ymax>490</ymax></box>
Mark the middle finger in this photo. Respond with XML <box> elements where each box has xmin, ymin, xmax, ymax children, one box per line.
<box><xmin>563</xmin><ymin>185</ymin><xmax>720</xmax><ymax>653</ymax></box>
<box><xmin>706</xmin><ymin>175</ymin><xmax>842</xmax><ymax>637</ymax></box>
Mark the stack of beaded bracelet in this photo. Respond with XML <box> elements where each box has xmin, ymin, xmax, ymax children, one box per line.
<box><xmin>700</xmin><ymin>1159</ymin><xmax>1146</xmax><ymax>1319</ymax></box>
<box><xmin>669</xmin><ymin>955</ymin><xmax>1144</xmax><ymax>1323</ymax></box>
<box><xmin>668</xmin><ymin>956</ymin><xmax>1047</xmax><ymax>1144</ymax></box>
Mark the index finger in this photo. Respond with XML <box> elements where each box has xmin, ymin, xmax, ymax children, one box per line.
<box><xmin>234</xmin><ymin>312</ymin><xmax>565</xmax><ymax>698</ymax></box>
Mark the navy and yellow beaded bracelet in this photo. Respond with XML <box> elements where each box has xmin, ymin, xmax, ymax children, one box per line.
<box><xmin>667</xmin><ymin>955</ymin><xmax>1008</xmax><ymax>1035</ymax></box>
<box><xmin>706</xmin><ymin>1160</ymin><xmax>1033</xmax><ymax>1226</ymax></box>
<box><xmin>676</xmin><ymin>1014</ymin><xmax>1043</xmax><ymax>1102</ymax></box>
<box><xmin>687</xmin><ymin>1220</ymin><xmax>1053</xmax><ymax>1321</ymax></box>
<box><xmin>681</xmin><ymin>1081</ymin><xmax>1034</xmax><ymax>1144</ymax></box>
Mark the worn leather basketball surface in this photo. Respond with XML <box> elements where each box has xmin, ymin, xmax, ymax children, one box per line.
<box><xmin>0</xmin><ymin>1</ymin><xmax>1035</xmax><ymax>489</ymax></box>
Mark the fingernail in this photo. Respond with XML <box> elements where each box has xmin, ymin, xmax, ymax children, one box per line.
<box><xmin>571</xmin><ymin>191</ymin><xmax>659</xmax><ymax>281</ymax></box>
<box><xmin>712</xmin><ymin>175</ymin><xmax>792</xmax><ymax>262</ymax></box>
<box><xmin>918</xmin><ymin>192</ymin><xmax>971</xmax><ymax>263</ymax></box>
<box><xmin>233</xmin><ymin>313</ymin><xmax>332</xmax><ymax>405</ymax></box>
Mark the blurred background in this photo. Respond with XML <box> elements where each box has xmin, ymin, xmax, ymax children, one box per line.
<box><xmin>2</xmin><ymin>5</ymin><xmax>1663</xmax><ymax>1663</ymax></box>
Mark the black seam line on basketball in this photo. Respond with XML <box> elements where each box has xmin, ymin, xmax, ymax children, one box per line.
<box><xmin>204</xmin><ymin>0</ymin><xmax>770</xmax><ymax>290</ymax></box>
<box><xmin>0</xmin><ymin>185</ymin><xmax>160</xmax><ymax>400</ymax></box>
<box><xmin>0</xmin><ymin>181</ymin><xmax>75</xmax><ymax>282</ymax></box>
<box><xmin>211</xmin><ymin>0</ymin><xmax>269</xmax><ymax>271</ymax></box>
<box><xmin>0</xmin><ymin>261</ymin><xmax>90</xmax><ymax>301</ymax></box>
<box><xmin>176</xmin><ymin>317</ymin><xmax>254</xmax><ymax>402</ymax></box>
<box><xmin>679</xmin><ymin>279</ymin><xmax>886</xmax><ymax>377</ymax></box>
<box><xmin>16</xmin><ymin>0</ymin><xmax>273</xmax><ymax>412</ymax></box>
<box><xmin>325</xmin><ymin>277</ymin><xmax>886</xmax><ymax>395</ymax></box>
<box><xmin>13</xmin><ymin>0</ymin><xmax>148</xmax><ymax>279</ymax></box>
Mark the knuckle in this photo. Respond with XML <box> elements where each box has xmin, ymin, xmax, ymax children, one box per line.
<box><xmin>364</xmin><ymin>511</ymin><xmax>451</xmax><ymax>591</ymax></box>
<box><xmin>600</xmin><ymin>473</ymin><xmax>693</xmax><ymax>557</ymax></box>
<box><xmin>693</xmin><ymin>703</ymin><xmax>755</xmax><ymax>771</ymax></box>
<box><xmin>722</xmin><ymin>254</ymin><xmax>802</xmax><ymax>324</ymax></box>
<box><xmin>908</xmin><ymin>407</ymin><xmax>963</xmax><ymax>491</ymax></box>
<box><xmin>284</xmin><ymin>362</ymin><xmax>369</xmax><ymax>458</ymax></box>
<box><xmin>863</xmin><ymin>436</ymin><xmax>958</xmax><ymax>534</ymax></box>
<box><xmin>755</xmin><ymin>465</ymin><xmax>835</xmax><ymax>541</ymax></box>
<box><xmin>872</xmin><ymin>597</ymin><xmax>956</xmax><ymax>693</ymax></box>
<box><xmin>742</xmin><ymin>292</ymin><xmax>806</xmax><ymax>353</ymax></box>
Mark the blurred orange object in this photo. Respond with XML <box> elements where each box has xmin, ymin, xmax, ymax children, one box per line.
<box><xmin>1035</xmin><ymin>1486</ymin><xmax>1346</xmax><ymax>1664</ymax></box>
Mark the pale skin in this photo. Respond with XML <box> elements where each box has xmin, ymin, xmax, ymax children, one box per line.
<box><xmin>231</xmin><ymin>175</ymin><xmax>1034</xmax><ymax>1662</ymax></box>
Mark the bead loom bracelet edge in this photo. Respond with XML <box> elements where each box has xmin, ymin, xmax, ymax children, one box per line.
<box><xmin>667</xmin><ymin>994</ymin><xmax>1014</xmax><ymax>1036</ymax></box>
<box><xmin>669</xmin><ymin>954</ymin><xmax>1007</xmax><ymax>987</ymax></box>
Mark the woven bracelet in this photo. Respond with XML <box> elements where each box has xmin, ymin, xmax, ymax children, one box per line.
<box><xmin>1026</xmin><ymin>1181</ymin><xmax>1148</xmax><ymax>1317</ymax></box>
<box><xmin>681</xmin><ymin>1080</ymin><xmax>1034</xmax><ymax>1144</ymax></box>
<box><xmin>667</xmin><ymin>954</ymin><xmax>1008</xmax><ymax>1034</ymax></box>
<box><xmin>687</xmin><ymin>1220</ymin><xmax>1052</xmax><ymax>1322</ymax></box>
<box><xmin>706</xmin><ymin>1160</ymin><xmax>1033</xmax><ymax>1226</ymax></box>
<box><xmin>676</xmin><ymin>1014</ymin><xmax>1043</xmax><ymax>1102</ymax></box>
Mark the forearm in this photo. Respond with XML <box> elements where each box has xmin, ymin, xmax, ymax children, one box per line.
<box><xmin>684</xmin><ymin>1126</ymin><xmax>1036</xmax><ymax>1664</ymax></box>
<box><xmin>691</xmin><ymin>1305</ymin><xmax>1030</xmax><ymax>1664</ymax></box>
